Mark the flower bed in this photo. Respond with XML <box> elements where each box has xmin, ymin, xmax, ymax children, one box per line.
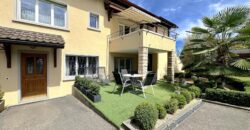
<box><xmin>74</xmin><ymin>76</ymin><xmax>101</xmax><ymax>103</ymax></box>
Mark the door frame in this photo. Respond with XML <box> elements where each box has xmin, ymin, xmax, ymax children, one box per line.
<box><xmin>18</xmin><ymin>51</ymin><xmax>49</xmax><ymax>103</ymax></box>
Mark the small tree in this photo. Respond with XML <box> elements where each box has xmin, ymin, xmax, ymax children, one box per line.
<box><xmin>181</xmin><ymin>6</ymin><xmax>250</xmax><ymax>88</ymax></box>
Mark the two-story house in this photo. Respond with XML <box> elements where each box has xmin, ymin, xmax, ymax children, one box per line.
<box><xmin>0</xmin><ymin>0</ymin><xmax>178</xmax><ymax>106</ymax></box>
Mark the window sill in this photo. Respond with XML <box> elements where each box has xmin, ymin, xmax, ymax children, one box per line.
<box><xmin>87</xmin><ymin>27</ymin><xmax>101</xmax><ymax>32</ymax></box>
<box><xmin>63</xmin><ymin>75</ymin><xmax>98</xmax><ymax>81</ymax></box>
<box><xmin>13</xmin><ymin>19</ymin><xmax>70</xmax><ymax>32</ymax></box>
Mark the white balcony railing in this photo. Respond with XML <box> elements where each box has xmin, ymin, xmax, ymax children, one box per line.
<box><xmin>108</xmin><ymin>24</ymin><xmax>178</xmax><ymax>41</ymax></box>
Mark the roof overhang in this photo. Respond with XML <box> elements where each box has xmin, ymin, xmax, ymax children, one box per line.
<box><xmin>115</xmin><ymin>7</ymin><xmax>161</xmax><ymax>23</ymax></box>
<box><xmin>0</xmin><ymin>26</ymin><xmax>65</xmax><ymax>48</ymax></box>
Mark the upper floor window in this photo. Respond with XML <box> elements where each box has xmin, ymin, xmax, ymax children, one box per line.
<box><xmin>89</xmin><ymin>13</ymin><xmax>99</xmax><ymax>29</ymax></box>
<box><xmin>18</xmin><ymin>0</ymin><xmax>67</xmax><ymax>28</ymax></box>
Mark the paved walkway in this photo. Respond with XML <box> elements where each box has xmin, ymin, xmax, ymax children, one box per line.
<box><xmin>0</xmin><ymin>96</ymin><xmax>116</xmax><ymax>130</ymax></box>
<box><xmin>175</xmin><ymin>102</ymin><xmax>250</xmax><ymax>130</ymax></box>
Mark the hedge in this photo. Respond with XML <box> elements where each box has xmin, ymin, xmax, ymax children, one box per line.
<box><xmin>205</xmin><ymin>88</ymin><xmax>250</xmax><ymax>107</ymax></box>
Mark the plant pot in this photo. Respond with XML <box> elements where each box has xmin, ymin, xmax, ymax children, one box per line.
<box><xmin>0</xmin><ymin>100</ymin><xmax>5</xmax><ymax>112</ymax></box>
<box><xmin>87</xmin><ymin>93</ymin><xmax>101</xmax><ymax>102</ymax></box>
<box><xmin>81</xmin><ymin>87</ymin><xmax>91</xmax><ymax>95</ymax></box>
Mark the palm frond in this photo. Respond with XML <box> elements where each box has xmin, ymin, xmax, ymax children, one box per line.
<box><xmin>193</xmin><ymin>46</ymin><xmax>218</xmax><ymax>55</ymax></box>
<box><xmin>202</xmin><ymin>17</ymin><xmax>214</xmax><ymax>28</ymax></box>
<box><xmin>192</xmin><ymin>27</ymin><xmax>209</xmax><ymax>33</ymax></box>
<box><xmin>190</xmin><ymin>39</ymin><xmax>206</xmax><ymax>42</ymax></box>
<box><xmin>214</xmin><ymin>6</ymin><xmax>250</xmax><ymax>27</ymax></box>
<box><xmin>230</xmin><ymin>35</ymin><xmax>250</xmax><ymax>43</ymax></box>
<box><xmin>230</xmin><ymin>59</ymin><xmax>250</xmax><ymax>70</ymax></box>
<box><xmin>238</xmin><ymin>24</ymin><xmax>250</xmax><ymax>34</ymax></box>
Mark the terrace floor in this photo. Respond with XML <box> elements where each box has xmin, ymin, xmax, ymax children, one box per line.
<box><xmin>174</xmin><ymin>102</ymin><xmax>250</xmax><ymax>130</ymax></box>
<box><xmin>90</xmin><ymin>81</ymin><xmax>176</xmax><ymax>127</ymax></box>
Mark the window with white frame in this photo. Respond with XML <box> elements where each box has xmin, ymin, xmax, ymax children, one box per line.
<box><xmin>65</xmin><ymin>55</ymin><xmax>99</xmax><ymax>77</ymax></box>
<box><xmin>89</xmin><ymin>12</ymin><xmax>99</xmax><ymax>29</ymax></box>
<box><xmin>18</xmin><ymin>0</ymin><xmax>67</xmax><ymax>28</ymax></box>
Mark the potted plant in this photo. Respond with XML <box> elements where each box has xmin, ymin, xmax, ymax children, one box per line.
<box><xmin>87</xmin><ymin>82</ymin><xmax>101</xmax><ymax>102</ymax></box>
<box><xmin>0</xmin><ymin>89</ymin><xmax>4</xmax><ymax>112</ymax></box>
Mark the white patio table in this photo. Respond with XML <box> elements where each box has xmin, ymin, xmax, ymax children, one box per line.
<box><xmin>122</xmin><ymin>74</ymin><xmax>143</xmax><ymax>86</ymax></box>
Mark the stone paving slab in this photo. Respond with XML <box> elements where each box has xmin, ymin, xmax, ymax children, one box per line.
<box><xmin>174</xmin><ymin>102</ymin><xmax>250</xmax><ymax>130</ymax></box>
<box><xmin>0</xmin><ymin>96</ymin><xmax>116</xmax><ymax>130</ymax></box>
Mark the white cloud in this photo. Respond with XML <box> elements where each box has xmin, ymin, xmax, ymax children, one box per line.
<box><xmin>163</xmin><ymin>6</ymin><xmax>181</xmax><ymax>13</ymax></box>
<box><xmin>176</xmin><ymin>19</ymin><xmax>205</xmax><ymax>40</ymax></box>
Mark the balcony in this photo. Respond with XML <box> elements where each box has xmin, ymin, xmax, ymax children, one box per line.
<box><xmin>109</xmin><ymin>28</ymin><xmax>177</xmax><ymax>53</ymax></box>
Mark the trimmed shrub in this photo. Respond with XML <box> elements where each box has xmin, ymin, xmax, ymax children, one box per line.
<box><xmin>205</xmin><ymin>88</ymin><xmax>250</xmax><ymax>107</ymax></box>
<box><xmin>180</xmin><ymin>89</ymin><xmax>192</xmax><ymax>103</ymax></box>
<box><xmin>134</xmin><ymin>102</ymin><xmax>158</xmax><ymax>130</ymax></box>
<box><xmin>225</xmin><ymin>77</ymin><xmax>245</xmax><ymax>91</ymax></box>
<box><xmin>171</xmin><ymin>94</ymin><xmax>186</xmax><ymax>109</ymax></box>
<box><xmin>165</xmin><ymin>98</ymin><xmax>178</xmax><ymax>114</ymax></box>
<box><xmin>190</xmin><ymin>92</ymin><xmax>195</xmax><ymax>100</ymax></box>
<box><xmin>188</xmin><ymin>86</ymin><xmax>201</xmax><ymax>98</ymax></box>
<box><xmin>156</xmin><ymin>104</ymin><xmax>167</xmax><ymax>119</ymax></box>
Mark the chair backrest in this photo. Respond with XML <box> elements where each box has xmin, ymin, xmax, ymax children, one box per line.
<box><xmin>144</xmin><ymin>72</ymin><xmax>157</xmax><ymax>86</ymax></box>
<box><xmin>112</xmin><ymin>72</ymin><xmax>123</xmax><ymax>85</ymax></box>
<box><xmin>121</xmin><ymin>69</ymin><xmax>128</xmax><ymax>74</ymax></box>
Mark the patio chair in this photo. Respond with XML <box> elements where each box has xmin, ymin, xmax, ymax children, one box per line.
<box><xmin>135</xmin><ymin>72</ymin><xmax>157</xmax><ymax>98</ymax></box>
<box><xmin>112</xmin><ymin>72</ymin><xmax>131</xmax><ymax>96</ymax></box>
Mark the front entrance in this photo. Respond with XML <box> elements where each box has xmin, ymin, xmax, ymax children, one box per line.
<box><xmin>21</xmin><ymin>53</ymin><xmax>47</xmax><ymax>98</ymax></box>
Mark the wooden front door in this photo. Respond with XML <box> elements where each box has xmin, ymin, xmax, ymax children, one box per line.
<box><xmin>21</xmin><ymin>53</ymin><xmax>47</xmax><ymax>98</ymax></box>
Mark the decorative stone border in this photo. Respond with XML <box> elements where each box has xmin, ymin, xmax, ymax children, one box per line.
<box><xmin>122</xmin><ymin>99</ymin><xmax>203</xmax><ymax>130</ymax></box>
<box><xmin>157</xmin><ymin>100</ymin><xmax>203</xmax><ymax>130</ymax></box>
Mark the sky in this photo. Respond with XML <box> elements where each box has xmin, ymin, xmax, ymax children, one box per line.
<box><xmin>129</xmin><ymin>0</ymin><xmax>250</xmax><ymax>53</ymax></box>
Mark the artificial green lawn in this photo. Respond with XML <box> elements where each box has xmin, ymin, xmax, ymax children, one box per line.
<box><xmin>93</xmin><ymin>81</ymin><xmax>175</xmax><ymax>127</ymax></box>
<box><xmin>231</xmin><ymin>76</ymin><xmax>250</xmax><ymax>93</ymax></box>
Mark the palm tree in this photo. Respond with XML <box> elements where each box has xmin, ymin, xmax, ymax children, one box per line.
<box><xmin>181</xmin><ymin>6</ymin><xmax>250</xmax><ymax>87</ymax></box>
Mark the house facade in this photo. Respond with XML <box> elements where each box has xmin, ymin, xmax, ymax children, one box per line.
<box><xmin>0</xmin><ymin>0</ymin><xmax>177</xmax><ymax>106</ymax></box>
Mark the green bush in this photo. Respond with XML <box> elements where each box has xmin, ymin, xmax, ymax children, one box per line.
<box><xmin>134</xmin><ymin>102</ymin><xmax>158</xmax><ymax>130</ymax></box>
<box><xmin>155</xmin><ymin>104</ymin><xmax>167</xmax><ymax>119</ymax></box>
<box><xmin>188</xmin><ymin>86</ymin><xmax>201</xmax><ymax>98</ymax></box>
<box><xmin>205</xmin><ymin>88</ymin><xmax>250</xmax><ymax>107</ymax></box>
<box><xmin>190</xmin><ymin>92</ymin><xmax>195</xmax><ymax>100</ymax></box>
<box><xmin>89</xmin><ymin>82</ymin><xmax>101</xmax><ymax>95</ymax></box>
<box><xmin>180</xmin><ymin>90</ymin><xmax>192</xmax><ymax>103</ymax></box>
<box><xmin>194</xmin><ymin>80</ymin><xmax>214</xmax><ymax>92</ymax></box>
<box><xmin>0</xmin><ymin>90</ymin><xmax>4</xmax><ymax>100</ymax></box>
<box><xmin>74</xmin><ymin>77</ymin><xmax>92</xmax><ymax>89</ymax></box>
<box><xmin>165</xmin><ymin>98</ymin><xmax>178</xmax><ymax>114</ymax></box>
<box><xmin>171</xmin><ymin>94</ymin><xmax>186</xmax><ymax>109</ymax></box>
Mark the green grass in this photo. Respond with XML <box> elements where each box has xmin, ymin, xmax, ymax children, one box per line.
<box><xmin>91</xmin><ymin>81</ymin><xmax>175</xmax><ymax>127</ymax></box>
<box><xmin>230</xmin><ymin>76</ymin><xmax>250</xmax><ymax>93</ymax></box>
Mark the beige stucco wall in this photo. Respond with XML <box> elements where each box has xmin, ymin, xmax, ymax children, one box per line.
<box><xmin>0</xmin><ymin>0</ymin><xmax>111</xmax><ymax>106</ymax></box>
<box><xmin>0</xmin><ymin>0</ymin><xmax>176</xmax><ymax>106</ymax></box>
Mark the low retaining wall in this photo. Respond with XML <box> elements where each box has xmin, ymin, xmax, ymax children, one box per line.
<box><xmin>72</xmin><ymin>87</ymin><xmax>119</xmax><ymax>129</ymax></box>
